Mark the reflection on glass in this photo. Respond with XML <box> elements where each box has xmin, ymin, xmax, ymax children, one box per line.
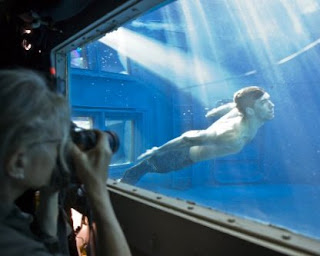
<box><xmin>69</xmin><ymin>0</ymin><xmax>320</xmax><ymax>241</ymax></box>
<box><xmin>70</xmin><ymin>48</ymin><xmax>89</xmax><ymax>69</ymax></box>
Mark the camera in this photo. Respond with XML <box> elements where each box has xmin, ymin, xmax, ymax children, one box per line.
<box><xmin>70</xmin><ymin>122</ymin><xmax>120</xmax><ymax>153</ymax></box>
<box><xmin>55</xmin><ymin>123</ymin><xmax>120</xmax><ymax>186</ymax></box>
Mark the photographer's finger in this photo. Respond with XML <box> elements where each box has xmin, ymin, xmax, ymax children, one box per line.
<box><xmin>70</xmin><ymin>143</ymin><xmax>91</xmax><ymax>178</ymax></box>
<box><xmin>70</xmin><ymin>143</ymin><xmax>99</xmax><ymax>186</ymax></box>
<box><xmin>87</xmin><ymin>131</ymin><xmax>112</xmax><ymax>166</ymax></box>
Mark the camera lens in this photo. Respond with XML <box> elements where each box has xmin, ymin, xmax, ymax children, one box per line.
<box><xmin>104</xmin><ymin>131</ymin><xmax>120</xmax><ymax>153</ymax></box>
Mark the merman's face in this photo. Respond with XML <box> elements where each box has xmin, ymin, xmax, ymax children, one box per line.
<box><xmin>253</xmin><ymin>93</ymin><xmax>275</xmax><ymax>121</ymax></box>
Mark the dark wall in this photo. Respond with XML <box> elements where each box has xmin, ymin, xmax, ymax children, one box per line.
<box><xmin>0</xmin><ymin>0</ymin><xmax>130</xmax><ymax>71</ymax></box>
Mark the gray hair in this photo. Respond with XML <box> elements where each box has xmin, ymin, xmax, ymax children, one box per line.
<box><xmin>0</xmin><ymin>69</ymin><xmax>70</xmax><ymax>174</ymax></box>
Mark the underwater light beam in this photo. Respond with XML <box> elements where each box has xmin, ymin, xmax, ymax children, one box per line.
<box><xmin>99</xmin><ymin>27</ymin><xmax>227</xmax><ymax>89</ymax></box>
<box><xmin>179</xmin><ymin>0</ymin><xmax>234</xmax><ymax>105</ymax></box>
<box><xmin>277</xmin><ymin>37</ymin><xmax>320</xmax><ymax>65</ymax></box>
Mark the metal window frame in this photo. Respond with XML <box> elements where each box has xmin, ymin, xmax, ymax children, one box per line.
<box><xmin>109</xmin><ymin>180</ymin><xmax>320</xmax><ymax>256</ymax></box>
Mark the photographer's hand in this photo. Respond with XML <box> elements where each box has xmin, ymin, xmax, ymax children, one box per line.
<box><xmin>71</xmin><ymin>130</ymin><xmax>131</xmax><ymax>256</ymax></box>
<box><xmin>71</xmin><ymin>130</ymin><xmax>112</xmax><ymax>189</ymax></box>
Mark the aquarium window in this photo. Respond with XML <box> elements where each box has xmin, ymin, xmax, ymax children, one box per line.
<box><xmin>67</xmin><ymin>0</ymin><xmax>320</xmax><ymax>245</ymax></box>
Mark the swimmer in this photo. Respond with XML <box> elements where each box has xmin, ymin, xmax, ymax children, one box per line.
<box><xmin>121</xmin><ymin>86</ymin><xmax>274</xmax><ymax>184</ymax></box>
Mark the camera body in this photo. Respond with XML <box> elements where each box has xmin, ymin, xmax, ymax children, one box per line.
<box><xmin>70</xmin><ymin>126</ymin><xmax>120</xmax><ymax>153</ymax></box>
<box><xmin>70</xmin><ymin>122</ymin><xmax>120</xmax><ymax>153</ymax></box>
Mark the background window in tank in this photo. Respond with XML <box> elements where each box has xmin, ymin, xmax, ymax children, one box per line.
<box><xmin>105</xmin><ymin>119</ymin><xmax>135</xmax><ymax>165</ymax></box>
<box><xmin>72</xmin><ymin>116</ymin><xmax>93</xmax><ymax>129</ymax></box>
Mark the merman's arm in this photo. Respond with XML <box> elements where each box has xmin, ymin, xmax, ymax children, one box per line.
<box><xmin>205</xmin><ymin>102</ymin><xmax>236</xmax><ymax>118</ymax></box>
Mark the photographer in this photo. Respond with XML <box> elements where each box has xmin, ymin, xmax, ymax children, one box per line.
<box><xmin>0</xmin><ymin>69</ymin><xmax>131</xmax><ymax>256</ymax></box>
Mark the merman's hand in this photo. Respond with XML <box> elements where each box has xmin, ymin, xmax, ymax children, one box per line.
<box><xmin>137</xmin><ymin>146</ymin><xmax>159</xmax><ymax>160</ymax></box>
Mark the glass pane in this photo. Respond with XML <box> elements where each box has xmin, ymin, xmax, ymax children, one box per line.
<box><xmin>68</xmin><ymin>0</ymin><xmax>320</xmax><ymax>241</ymax></box>
<box><xmin>99</xmin><ymin>45</ymin><xmax>129</xmax><ymax>74</ymax></box>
